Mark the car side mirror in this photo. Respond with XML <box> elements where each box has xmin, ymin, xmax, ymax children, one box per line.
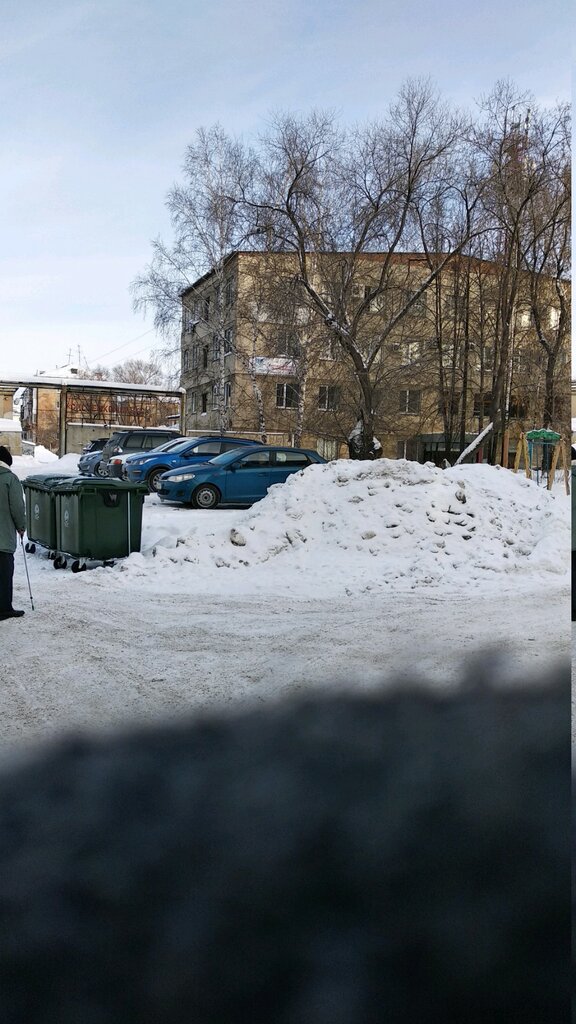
<box><xmin>229</xmin><ymin>463</ymin><xmax>237</xmax><ymax>471</ymax></box>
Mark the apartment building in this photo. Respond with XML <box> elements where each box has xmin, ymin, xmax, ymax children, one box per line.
<box><xmin>180</xmin><ymin>251</ymin><xmax>570</xmax><ymax>464</ymax></box>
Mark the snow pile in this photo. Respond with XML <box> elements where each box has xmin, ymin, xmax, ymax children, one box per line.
<box><xmin>12</xmin><ymin>451</ymin><xmax>78</xmax><ymax>478</ymax></box>
<box><xmin>0</xmin><ymin>418</ymin><xmax>21</xmax><ymax>433</ymax></box>
<box><xmin>118</xmin><ymin>459</ymin><xmax>569</xmax><ymax>595</ymax></box>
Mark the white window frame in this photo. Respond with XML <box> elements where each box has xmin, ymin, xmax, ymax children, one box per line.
<box><xmin>317</xmin><ymin>437</ymin><xmax>338</xmax><ymax>460</ymax></box>
<box><xmin>276</xmin><ymin>382</ymin><xmax>299</xmax><ymax>409</ymax></box>
<box><xmin>223</xmin><ymin>327</ymin><xmax>234</xmax><ymax>354</ymax></box>
<box><xmin>318</xmin><ymin>385</ymin><xmax>339</xmax><ymax>411</ymax></box>
<box><xmin>320</xmin><ymin>338</ymin><xmax>338</xmax><ymax>360</ymax></box>
<box><xmin>399</xmin><ymin>389</ymin><xmax>421</xmax><ymax>415</ymax></box>
<box><xmin>401</xmin><ymin>340</ymin><xmax>422</xmax><ymax>365</ymax></box>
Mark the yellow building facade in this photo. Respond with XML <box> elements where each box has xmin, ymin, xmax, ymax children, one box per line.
<box><xmin>180</xmin><ymin>252</ymin><xmax>570</xmax><ymax>464</ymax></box>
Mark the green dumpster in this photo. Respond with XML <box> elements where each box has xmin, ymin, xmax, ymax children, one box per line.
<box><xmin>22</xmin><ymin>475</ymin><xmax>73</xmax><ymax>551</ymax></box>
<box><xmin>53</xmin><ymin>477</ymin><xmax>149</xmax><ymax>560</ymax></box>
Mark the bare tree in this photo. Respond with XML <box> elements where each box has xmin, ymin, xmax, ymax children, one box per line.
<box><xmin>522</xmin><ymin>107</ymin><xmax>571</xmax><ymax>429</ymax></box>
<box><xmin>133</xmin><ymin>81</ymin><xmax>569</xmax><ymax>462</ymax></box>
<box><xmin>472</xmin><ymin>81</ymin><xmax>571</xmax><ymax>462</ymax></box>
<box><xmin>239</xmin><ymin>81</ymin><xmax>482</xmax><ymax>457</ymax></box>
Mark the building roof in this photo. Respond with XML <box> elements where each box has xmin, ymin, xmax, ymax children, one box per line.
<box><xmin>0</xmin><ymin>374</ymin><xmax>184</xmax><ymax>396</ymax></box>
<box><xmin>179</xmin><ymin>249</ymin><xmax>549</xmax><ymax>298</ymax></box>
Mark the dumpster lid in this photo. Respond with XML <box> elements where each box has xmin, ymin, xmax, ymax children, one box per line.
<box><xmin>23</xmin><ymin>474</ymin><xmax>76</xmax><ymax>489</ymax></box>
<box><xmin>50</xmin><ymin>476</ymin><xmax>148</xmax><ymax>494</ymax></box>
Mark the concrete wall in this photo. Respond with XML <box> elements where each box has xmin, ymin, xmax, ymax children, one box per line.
<box><xmin>0</xmin><ymin>428</ymin><xmax>22</xmax><ymax>456</ymax></box>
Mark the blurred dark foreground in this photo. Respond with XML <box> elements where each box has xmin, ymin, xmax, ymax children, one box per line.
<box><xmin>0</xmin><ymin>660</ymin><xmax>570</xmax><ymax>1023</ymax></box>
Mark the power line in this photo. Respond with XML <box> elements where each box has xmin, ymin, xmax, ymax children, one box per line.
<box><xmin>84</xmin><ymin>327</ymin><xmax>157</xmax><ymax>365</ymax></box>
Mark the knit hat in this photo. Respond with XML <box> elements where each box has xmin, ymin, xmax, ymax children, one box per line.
<box><xmin>0</xmin><ymin>445</ymin><xmax>13</xmax><ymax>466</ymax></box>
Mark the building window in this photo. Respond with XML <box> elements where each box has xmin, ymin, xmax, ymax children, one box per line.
<box><xmin>441</xmin><ymin>343</ymin><xmax>455</xmax><ymax>365</ymax></box>
<box><xmin>276</xmin><ymin>382</ymin><xmax>299</xmax><ymax>409</ymax></box>
<box><xmin>189</xmin><ymin>392</ymin><xmax>197</xmax><ymax>414</ymax></box>
<box><xmin>191</xmin><ymin>345</ymin><xmax>199</xmax><ymax>369</ymax></box>
<box><xmin>509</xmin><ymin>396</ymin><xmax>527</xmax><ymax>419</ymax></box>
<box><xmin>223</xmin><ymin>327</ymin><xmax>234</xmax><ymax>354</ymax></box>
<box><xmin>473</xmin><ymin>393</ymin><xmax>492</xmax><ymax>418</ymax></box>
<box><xmin>398</xmin><ymin>389</ymin><xmax>421</xmax><ymax>415</ymax></box>
<box><xmin>201</xmin><ymin>392</ymin><xmax>208</xmax><ymax>414</ymax></box>
<box><xmin>224</xmin><ymin>382</ymin><xmax>232</xmax><ymax>408</ymax></box>
<box><xmin>320</xmin><ymin>337</ymin><xmax>339</xmax><ymax>360</ymax></box>
<box><xmin>211</xmin><ymin>385</ymin><xmax>219</xmax><ymax>409</ymax></box>
<box><xmin>396</xmin><ymin>438</ymin><xmax>419</xmax><ymax>460</ymax></box>
<box><xmin>274</xmin><ymin>330</ymin><xmax>301</xmax><ymax>359</ymax></box>
<box><xmin>401</xmin><ymin>340</ymin><xmax>422</xmax><ymax>365</ymax></box>
<box><xmin>442</xmin><ymin>291</ymin><xmax>456</xmax><ymax>316</ymax></box>
<box><xmin>202</xmin><ymin>346</ymin><xmax>209</xmax><ymax>370</ymax></box>
<box><xmin>480</xmin><ymin>346</ymin><xmax>494</xmax><ymax>368</ymax></box>
<box><xmin>318</xmin><ymin>385</ymin><xmax>339</xmax><ymax>411</ymax></box>
<box><xmin>203</xmin><ymin>295</ymin><xmax>211</xmax><ymax>321</ymax></box>
<box><xmin>403</xmin><ymin>287</ymin><xmax>427</xmax><ymax>314</ymax></box>
<box><xmin>351</xmin><ymin>283</ymin><xmax>385</xmax><ymax>312</ymax></box>
<box><xmin>224</xmin><ymin>277</ymin><xmax>234</xmax><ymax>307</ymax></box>
<box><xmin>211</xmin><ymin>336</ymin><xmax>220</xmax><ymax>361</ymax></box>
<box><xmin>437</xmin><ymin>391</ymin><xmax>461</xmax><ymax>417</ymax></box>
<box><xmin>183</xmin><ymin>307</ymin><xmax>195</xmax><ymax>333</ymax></box>
<box><xmin>317</xmin><ymin>437</ymin><xmax>338</xmax><ymax>460</ymax></box>
<box><xmin>183</xmin><ymin>349</ymin><xmax>189</xmax><ymax>372</ymax></box>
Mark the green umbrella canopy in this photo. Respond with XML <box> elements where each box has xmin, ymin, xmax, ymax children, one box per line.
<box><xmin>525</xmin><ymin>429</ymin><xmax>561</xmax><ymax>443</ymax></box>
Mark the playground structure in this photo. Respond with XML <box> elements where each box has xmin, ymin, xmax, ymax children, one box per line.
<box><xmin>513</xmin><ymin>429</ymin><xmax>570</xmax><ymax>493</ymax></box>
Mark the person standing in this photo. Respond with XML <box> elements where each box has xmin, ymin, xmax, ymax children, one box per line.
<box><xmin>0</xmin><ymin>445</ymin><xmax>26</xmax><ymax>620</ymax></box>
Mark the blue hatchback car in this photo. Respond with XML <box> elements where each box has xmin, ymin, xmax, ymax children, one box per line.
<box><xmin>158</xmin><ymin>445</ymin><xmax>327</xmax><ymax>508</ymax></box>
<box><xmin>78</xmin><ymin>445</ymin><xmax>109</xmax><ymax>477</ymax></box>
<box><xmin>124</xmin><ymin>436</ymin><xmax>256</xmax><ymax>492</ymax></box>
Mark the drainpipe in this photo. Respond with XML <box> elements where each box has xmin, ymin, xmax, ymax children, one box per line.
<box><xmin>59</xmin><ymin>384</ymin><xmax>68</xmax><ymax>456</ymax></box>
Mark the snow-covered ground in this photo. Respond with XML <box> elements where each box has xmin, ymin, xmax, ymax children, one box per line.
<box><xmin>1</xmin><ymin>447</ymin><xmax>570</xmax><ymax>753</ymax></box>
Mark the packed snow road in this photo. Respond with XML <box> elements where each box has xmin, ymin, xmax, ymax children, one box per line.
<box><xmin>0</xmin><ymin>452</ymin><xmax>570</xmax><ymax>752</ymax></box>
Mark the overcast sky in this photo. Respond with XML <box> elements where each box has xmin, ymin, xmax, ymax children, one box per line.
<box><xmin>0</xmin><ymin>0</ymin><xmax>571</xmax><ymax>378</ymax></box>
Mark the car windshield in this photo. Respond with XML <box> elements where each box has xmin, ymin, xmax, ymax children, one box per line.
<box><xmin>155</xmin><ymin>438</ymin><xmax>202</xmax><ymax>455</ymax></box>
<box><xmin>144</xmin><ymin>437</ymin><xmax>189</xmax><ymax>455</ymax></box>
<box><xmin>206</xmin><ymin>446</ymin><xmax>263</xmax><ymax>468</ymax></box>
<box><xmin>161</xmin><ymin>436</ymin><xmax>189</xmax><ymax>449</ymax></box>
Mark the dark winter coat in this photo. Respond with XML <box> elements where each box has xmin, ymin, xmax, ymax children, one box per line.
<box><xmin>0</xmin><ymin>463</ymin><xmax>25</xmax><ymax>552</ymax></box>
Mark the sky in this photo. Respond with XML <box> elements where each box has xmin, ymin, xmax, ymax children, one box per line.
<box><xmin>2</xmin><ymin>450</ymin><xmax>570</xmax><ymax>748</ymax></box>
<box><xmin>0</xmin><ymin>0</ymin><xmax>571</xmax><ymax>379</ymax></box>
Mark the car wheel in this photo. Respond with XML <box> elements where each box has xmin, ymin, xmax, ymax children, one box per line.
<box><xmin>147</xmin><ymin>467</ymin><xmax>168</xmax><ymax>493</ymax></box>
<box><xmin>94</xmin><ymin>462</ymin><xmax>105</xmax><ymax>477</ymax></box>
<box><xmin>192</xmin><ymin>484</ymin><xmax>220</xmax><ymax>509</ymax></box>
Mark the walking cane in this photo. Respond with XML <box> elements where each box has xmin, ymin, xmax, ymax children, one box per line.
<box><xmin>20</xmin><ymin>535</ymin><xmax>35</xmax><ymax>611</ymax></box>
